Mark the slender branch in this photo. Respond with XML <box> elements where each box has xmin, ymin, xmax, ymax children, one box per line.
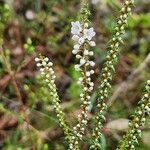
<box><xmin>117</xmin><ymin>80</ymin><xmax>150</xmax><ymax>150</ymax></box>
<box><xmin>90</xmin><ymin>0</ymin><xmax>135</xmax><ymax>149</ymax></box>
<box><xmin>35</xmin><ymin>56</ymin><xmax>72</xmax><ymax>143</ymax></box>
<box><xmin>69</xmin><ymin>1</ymin><xmax>96</xmax><ymax>149</ymax></box>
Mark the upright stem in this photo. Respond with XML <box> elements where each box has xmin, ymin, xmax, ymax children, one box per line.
<box><xmin>117</xmin><ymin>80</ymin><xmax>150</xmax><ymax>150</ymax></box>
<box><xmin>90</xmin><ymin>0</ymin><xmax>135</xmax><ymax>149</ymax></box>
<box><xmin>70</xmin><ymin>43</ymin><xmax>90</xmax><ymax>149</ymax></box>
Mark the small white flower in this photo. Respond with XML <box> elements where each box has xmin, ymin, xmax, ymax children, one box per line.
<box><xmin>89</xmin><ymin>82</ymin><xmax>94</xmax><ymax>87</ymax></box>
<box><xmin>37</xmin><ymin>63</ymin><xmax>42</xmax><ymax>67</ymax></box>
<box><xmin>72</xmin><ymin>35</ymin><xmax>80</xmax><ymax>41</ymax></box>
<box><xmin>90</xmin><ymin>70</ymin><xmax>94</xmax><ymax>74</ymax></box>
<box><xmin>84</xmin><ymin>49</ymin><xmax>89</xmax><ymax>55</ymax></box>
<box><xmin>46</xmin><ymin>74</ymin><xmax>50</xmax><ymax>78</ymax></box>
<box><xmin>45</xmin><ymin>79</ymin><xmax>49</xmax><ymax>83</ymax></box>
<box><xmin>86</xmin><ymin>71</ymin><xmax>91</xmax><ymax>77</ymax></box>
<box><xmin>52</xmin><ymin>75</ymin><xmax>56</xmax><ymax>79</ymax></box>
<box><xmin>42</xmin><ymin>61</ymin><xmax>47</xmax><ymax>66</ymax></box>
<box><xmin>71</xmin><ymin>21</ymin><xmax>82</xmax><ymax>35</ymax></box>
<box><xmin>74</xmin><ymin>44</ymin><xmax>80</xmax><ymax>50</ymax></box>
<box><xmin>47</xmin><ymin>62</ymin><xmax>53</xmax><ymax>66</ymax></box>
<box><xmin>89</xmin><ymin>86</ymin><xmax>94</xmax><ymax>91</ymax></box>
<box><xmin>40</xmin><ymin>68</ymin><xmax>44</xmax><ymax>72</ymax></box>
<box><xmin>89</xmin><ymin>61</ymin><xmax>95</xmax><ymax>67</ymax></box>
<box><xmin>89</xmin><ymin>51</ymin><xmax>94</xmax><ymax>56</ymax></box>
<box><xmin>76</xmin><ymin>55</ymin><xmax>82</xmax><ymax>59</ymax></box>
<box><xmin>87</xmin><ymin>77</ymin><xmax>91</xmax><ymax>82</ymax></box>
<box><xmin>72</xmin><ymin>49</ymin><xmax>79</xmax><ymax>54</ymax></box>
<box><xmin>89</xmin><ymin>41</ymin><xmax>96</xmax><ymax>47</ymax></box>
<box><xmin>86</xmin><ymin>95</ymin><xmax>90</xmax><ymax>99</ymax></box>
<box><xmin>127</xmin><ymin>7</ymin><xmax>131</xmax><ymax>12</ymax></box>
<box><xmin>44</xmin><ymin>57</ymin><xmax>49</xmax><ymax>62</ymax></box>
<box><xmin>78</xmin><ymin>37</ymin><xmax>85</xmax><ymax>45</ymax></box>
<box><xmin>50</xmin><ymin>70</ymin><xmax>54</xmax><ymax>74</ymax></box>
<box><xmin>77</xmin><ymin>124</ymin><xmax>80</xmax><ymax>128</ymax></box>
<box><xmin>84</xmin><ymin>23</ymin><xmax>89</xmax><ymax>28</ymax></box>
<box><xmin>83</xmin><ymin>27</ymin><xmax>96</xmax><ymax>40</ymax></box>
<box><xmin>35</xmin><ymin>57</ymin><xmax>40</xmax><ymax>62</ymax></box>
<box><xmin>49</xmin><ymin>68</ymin><xmax>53</xmax><ymax>72</ymax></box>
<box><xmin>80</xmin><ymin>58</ymin><xmax>86</xmax><ymax>65</ymax></box>
<box><xmin>84</xmin><ymin>87</ymin><xmax>88</xmax><ymax>91</ymax></box>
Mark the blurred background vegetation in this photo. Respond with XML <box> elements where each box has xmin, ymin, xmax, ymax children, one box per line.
<box><xmin>0</xmin><ymin>0</ymin><xmax>150</xmax><ymax>149</ymax></box>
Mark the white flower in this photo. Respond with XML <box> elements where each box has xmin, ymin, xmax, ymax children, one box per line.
<box><xmin>84</xmin><ymin>49</ymin><xmax>89</xmax><ymax>55</ymax></box>
<box><xmin>46</xmin><ymin>74</ymin><xmax>50</xmax><ymax>78</ymax></box>
<box><xmin>40</xmin><ymin>68</ymin><xmax>44</xmax><ymax>72</ymax></box>
<box><xmin>89</xmin><ymin>41</ymin><xmax>96</xmax><ymax>47</ymax></box>
<box><xmin>80</xmin><ymin>58</ymin><xmax>86</xmax><ymax>65</ymax></box>
<box><xmin>83</xmin><ymin>27</ymin><xmax>96</xmax><ymax>40</ymax></box>
<box><xmin>72</xmin><ymin>49</ymin><xmax>79</xmax><ymax>54</ymax></box>
<box><xmin>89</xmin><ymin>86</ymin><xmax>94</xmax><ymax>91</ymax></box>
<box><xmin>47</xmin><ymin>62</ymin><xmax>53</xmax><ymax>66</ymax></box>
<box><xmin>71</xmin><ymin>21</ymin><xmax>82</xmax><ymax>35</ymax></box>
<box><xmin>89</xmin><ymin>82</ymin><xmax>94</xmax><ymax>87</ymax></box>
<box><xmin>74</xmin><ymin>44</ymin><xmax>80</xmax><ymax>50</ymax></box>
<box><xmin>89</xmin><ymin>51</ymin><xmax>94</xmax><ymax>56</ymax></box>
<box><xmin>78</xmin><ymin>37</ymin><xmax>85</xmax><ymax>45</ymax></box>
<box><xmin>42</xmin><ymin>61</ymin><xmax>47</xmax><ymax>66</ymax></box>
<box><xmin>44</xmin><ymin>57</ymin><xmax>49</xmax><ymax>62</ymax></box>
<box><xmin>87</xmin><ymin>77</ymin><xmax>91</xmax><ymax>82</ymax></box>
<box><xmin>35</xmin><ymin>57</ymin><xmax>40</xmax><ymax>62</ymax></box>
<box><xmin>90</xmin><ymin>70</ymin><xmax>94</xmax><ymax>74</ymax></box>
<box><xmin>89</xmin><ymin>61</ymin><xmax>95</xmax><ymax>67</ymax></box>
<box><xmin>76</xmin><ymin>55</ymin><xmax>82</xmax><ymax>59</ymax></box>
<box><xmin>72</xmin><ymin>35</ymin><xmax>80</xmax><ymax>41</ymax></box>
<box><xmin>86</xmin><ymin>71</ymin><xmax>91</xmax><ymax>77</ymax></box>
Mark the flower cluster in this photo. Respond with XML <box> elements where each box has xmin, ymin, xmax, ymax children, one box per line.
<box><xmin>35</xmin><ymin>56</ymin><xmax>71</xmax><ymax>141</ymax></box>
<box><xmin>71</xmin><ymin>21</ymin><xmax>96</xmax><ymax>92</ymax></box>
<box><xmin>69</xmin><ymin>21</ymin><xmax>96</xmax><ymax>149</ymax></box>
<box><xmin>90</xmin><ymin>0</ymin><xmax>135</xmax><ymax>149</ymax></box>
<box><xmin>117</xmin><ymin>80</ymin><xmax>150</xmax><ymax>150</ymax></box>
<box><xmin>71</xmin><ymin>21</ymin><xmax>96</xmax><ymax>58</ymax></box>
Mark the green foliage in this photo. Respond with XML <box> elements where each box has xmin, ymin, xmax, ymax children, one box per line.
<box><xmin>24</xmin><ymin>38</ymin><xmax>35</xmax><ymax>54</ymax></box>
<box><xmin>0</xmin><ymin>0</ymin><xmax>150</xmax><ymax>150</ymax></box>
<box><xmin>0</xmin><ymin>3</ymin><xmax>11</xmax><ymax>23</ymax></box>
<box><xmin>0</xmin><ymin>3</ymin><xmax>11</xmax><ymax>45</ymax></box>
<box><xmin>67</xmin><ymin>65</ymin><xmax>81</xmax><ymax>99</ymax></box>
<box><xmin>24</xmin><ymin>74</ymin><xmax>51</xmax><ymax>107</ymax></box>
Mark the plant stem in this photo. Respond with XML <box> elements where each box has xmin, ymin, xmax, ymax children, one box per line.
<box><xmin>117</xmin><ymin>80</ymin><xmax>150</xmax><ymax>150</ymax></box>
<box><xmin>90</xmin><ymin>0</ymin><xmax>135</xmax><ymax>149</ymax></box>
